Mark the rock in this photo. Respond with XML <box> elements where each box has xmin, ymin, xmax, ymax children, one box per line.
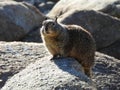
<box><xmin>13</xmin><ymin>0</ymin><xmax>47</xmax><ymax>5</ymax></box>
<box><xmin>11</xmin><ymin>0</ymin><xmax>55</xmax><ymax>14</ymax></box>
<box><xmin>100</xmin><ymin>0</ymin><xmax>120</xmax><ymax>18</ymax></box>
<box><xmin>22</xmin><ymin>28</ymin><xmax>42</xmax><ymax>42</ymax></box>
<box><xmin>47</xmin><ymin>0</ymin><xmax>120</xmax><ymax>19</ymax></box>
<box><xmin>56</xmin><ymin>10</ymin><xmax>120</xmax><ymax>50</ymax></box>
<box><xmin>12</xmin><ymin>0</ymin><xmax>40</xmax><ymax>5</ymax></box>
<box><xmin>0</xmin><ymin>42</ymin><xmax>120</xmax><ymax>90</ymax></box>
<box><xmin>0</xmin><ymin>1</ymin><xmax>46</xmax><ymax>41</ymax></box>
<box><xmin>94</xmin><ymin>52</ymin><xmax>120</xmax><ymax>90</ymax></box>
<box><xmin>0</xmin><ymin>0</ymin><xmax>13</xmax><ymax>1</ymax></box>
<box><xmin>37</xmin><ymin>1</ymin><xmax>55</xmax><ymax>14</ymax></box>
<box><xmin>98</xmin><ymin>39</ymin><xmax>120</xmax><ymax>59</ymax></box>
<box><xmin>0</xmin><ymin>42</ymin><xmax>48</xmax><ymax>88</ymax></box>
<box><xmin>48</xmin><ymin>0</ymin><xmax>59</xmax><ymax>3</ymax></box>
<box><xmin>1</xmin><ymin>56</ymin><xmax>95</xmax><ymax>90</ymax></box>
<box><xmin>13</xmin><ymin>0</ymin><xmax>58</xmax><ymax>4</ymax></box>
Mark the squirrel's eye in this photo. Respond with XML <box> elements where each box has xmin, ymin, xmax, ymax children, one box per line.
<box><xmin>52</xmin><ymin>23</ymin><xmax>55</xmax><ymax>26</ymax></box>
<box><xmin>45</xmin><ymin>17</ymin><xmax>48</xmax><ymax>20</ymax></box>
<box><xmin>51</xmin><ymin>22</ymin><xmax>55</xmax><ymax>26</ymax></box>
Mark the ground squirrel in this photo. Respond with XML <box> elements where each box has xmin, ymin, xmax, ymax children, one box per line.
<box><xmin>40</xmin><ymin>18</ymin><xmax>96</xmax><ymax>77</ymax></box>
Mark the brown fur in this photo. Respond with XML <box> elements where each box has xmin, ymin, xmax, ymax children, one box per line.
<box><xmin>40</xmin><ymin>19</ymin><xmax>96</xmax><ymax>77</ymax></box>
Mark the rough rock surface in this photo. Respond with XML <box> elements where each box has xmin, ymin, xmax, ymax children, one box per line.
<box><xmin>0</xmin><ymin>42</ymin><xmax>120</xmax><ymax>90</ymax></box>
<box><xmin>7</xmin><ymin>0</ymin><xmax>45</xmax><ymax>5</ymax></box>
<box><xmin>99</xmin><ymin>39</ymin><xmax>120</xmax><ymax>59</ymax></box>
<box><xmin>12</xmin><ymin>0</ymin><xmax>57</xmax><ymax>6</ymax></box>
<box><xmin>1</xmin><ymin>57</ymin><xmax>95</xmax><ymax>90</ymax></box>
<box><xmin>0</xmin><ymin>42</ymin><xmax>48</xmax><ymax>88</ymax></box>
<box><xmin>0</xmin><ymin>1</ymin><xmax>46</xmax><ymax>41</ymax></box>
<box><xmin>22</xmin><ymin>28</ymin><xmax>43</xmax><ymax>42</ymax></box>
<box><xmin>13</xmin><ymin>0</ymin><xmax>56</xmax><ymax>14</ymax></box>
<box><xmin>36</xmin><ymin>1</ymin><xmax>55</xmax><ymax>14</ymax></box>
<box><xmin>48</xmin><ymin>0</ymin><xmax>120</xmax><ymax>19</ymax></box>
<box><xmin>94</xmin><ymin>53</ymin><xmax>120</xmax><ymax>90</ymax></box>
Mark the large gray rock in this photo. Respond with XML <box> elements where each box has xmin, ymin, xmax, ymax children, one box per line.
<box><xmin>1</xmin><ymin>56</ymin><xmax>95</xmax><ymax>90</ymax></box>
<box><xmin>22</xmin><ymin>28</ymin><xmax>43</xmax><ymax>42</ymax></box>
<box><xmin>94</xmin><ymin>52</ymin><xmax>120</xmax><ymax>90</ymax></box>
<box><xmin>0</xmin><ymin>42</ymin><xmax>120</xmax><ymax>90</ymax></box>
<box><xmin>98</xmin><ymin>39</ymin><xmax>120</xmax><ymax>59</ymax></box>
<box><xmin>0</xmin><ymin>42</ymin><xmax>48</xmax><ymax>88</ymax></box>
<box><xmin>0</xmin><ymin>1</ymin><xmax>46</xmax><ymax>41</ymax></box>
<box><xmin>48</xmin><ymin>0</ymin><xmax>120</xmax><ymax>18</ymax></box>
<box><xmin>37</xmin><ymin>1</ymin><xmax>55</xmax><ymax>14</ymax></box>
<box><xmin>13</xmin><ymin>0</ymin><xmax>47</xmax><ymax>5</ymax></box>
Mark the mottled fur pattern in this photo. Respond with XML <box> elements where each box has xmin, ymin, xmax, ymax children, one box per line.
<box><xmin>40</xmin><ymin>19</ymin><xmax>96</xmax><ymax>77</ymax></box>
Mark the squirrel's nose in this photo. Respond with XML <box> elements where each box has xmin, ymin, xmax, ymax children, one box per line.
<box><xmin>48</xmin><ymin>22</ymin><xmax>55</xmax><ymax>26</ymax></box>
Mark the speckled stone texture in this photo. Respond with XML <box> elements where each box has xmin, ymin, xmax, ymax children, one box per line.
<box><xmin>0</xmin><ymin>42</ymin><xmax>120</xmax><ymax>90</ymax></box>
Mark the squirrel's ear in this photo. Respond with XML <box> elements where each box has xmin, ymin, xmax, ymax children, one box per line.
<box><xmin>55</xmin><ymin>16</ymin><xmax>59</xmax><ymax>23</ymax></box>
<box><xmin>44</xmin><ymin>16</ymin><xmax>51</xmax><ymax>20</ymax></box>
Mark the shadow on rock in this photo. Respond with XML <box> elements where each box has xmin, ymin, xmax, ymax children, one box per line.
<box><xmin>53</xmin><ymin>58</ymin><xmax>91</xmax><ymax>82</ymax></box>
<box><xmin>0</xmin><ymin>72</ymin><xmax>13</xmax><ymax>88</ymax></box>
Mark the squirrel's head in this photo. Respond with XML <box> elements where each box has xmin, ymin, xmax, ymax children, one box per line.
<box><xmin>41</xmin><ymin>17</ymin><xmax>64</xmax><ymax>37</ymax></box>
